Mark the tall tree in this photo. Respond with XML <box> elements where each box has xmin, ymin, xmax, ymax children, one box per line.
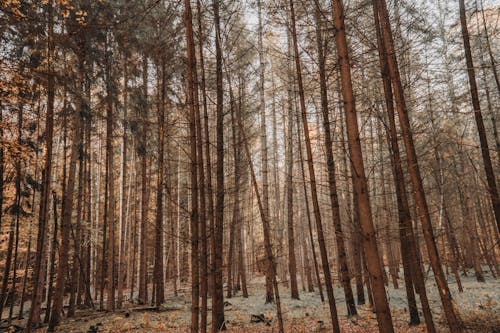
<box><xmin>314</xmin><ymin>1</ymin><xmax>357</xmax><ymax>316</ymax></box>
<box><xmin>26</xmin><ymin>1</ymin><xmax>56</xmax><ymax>329</ymax></box>
<box><xmin>184</xmin><ymin>0</ymin><xmax>200</xmax><ymax>331</ymax></box>
<box><xmin>48</xmin><ymin>51</ymin><xmax>84</xmax><ymax>333</ymax></box>
<box><xmin>330</xmin><ymin>0</ymin><xmax>395</xmax><ymax>331</ymax></box>
<box><xmin>257</xmin><ymin>0</ymin><xmax>274</xmax><ymax>304</ymax></box>
<box><xmin>289</xmin><ymin>0</ymin><xmax>341</xmax><ymax>331</ymax></box>
<box><xmin>138</xmin><ymin>55</ymin><xmax>149</xmax><ymax>305</ymax></box>
<box><xmin>374</xmin><ymin>0</ymin><xmax>464</xmax><ymax>330</ymax></box>
<box><xmin>212</xmin><ymin>0</ymin><xmax>226</xmax><ymax>329</ymax></box>
<box><xmin>459</xmin><ymin>0</ymin><xmax>500</xmax><ymax>233</ymax></box>
<box><xmin>154</xmin><ymin>58</ymin><xmax>166</xmax><ymax>306</ymax></box>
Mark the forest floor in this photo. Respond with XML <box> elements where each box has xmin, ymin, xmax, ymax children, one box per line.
<box><xmin>9</xmin><ymin>272</ymin><xmax>500</xmax><ymax>333</ymax></box>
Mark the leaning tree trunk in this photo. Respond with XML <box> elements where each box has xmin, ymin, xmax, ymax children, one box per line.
<box><xmin>330</xmin><ymin>0</ymin><xmax>395</xmax><ymax>331</ymax></box>
<box><xmin>375</xmin><ymin>0</ymin><xmax>463</xmax><ymax>331</ymax></box>
<box><xmin>372</xmin><ymin>2</ymin><xmax>436</xmax><ymax>329</ymax></box>
<box><xmin>459</xmin><ymin>0</ymin><xmax>500</xmax><ymax>233</ymax></box>
<box><xmin>238</xmin><ymin>99</ymin><xmax>285</xmax><ymax>333</ymax></box>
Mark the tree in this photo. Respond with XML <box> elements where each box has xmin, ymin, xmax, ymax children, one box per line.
<box><xmin>212</xmin><ymin>0</ymin><xmax>226</xmax><ymax>330</ymax></box>
<box><xmin>330</xmin><ymin>0</ymin><xmax>395</xmax><ymax>331</ymax></box>
<box><xmin>374</xmin><ymin>0</ymin><xmax>464</xmax><ymax>330</ymax></box>
<box><xmin>459</xmin><ymin>0</ymin><xmax>500</xmax><ymax>234</ymax></box>
<box><xmin>289</xmin><ymin>0</ymin><xmax>341</xmax><ymax>331</ymax></box>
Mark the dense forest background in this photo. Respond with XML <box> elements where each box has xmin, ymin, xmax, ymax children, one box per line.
<box><xmin>0</xmin><ymin>0</ymin><xmax>498</xmax><ymax>332</ymax></box>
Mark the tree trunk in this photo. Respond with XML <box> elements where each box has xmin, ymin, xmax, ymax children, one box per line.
<box><xmin>238</xmin><ymin>101</ymin><xmax>285</xmax><ymax>333</ymax></box>
<box><xmin>289</xmin><ymin>1</ymin><xmax>341</xmax><ymax>331</ymax></box>
<box><xmin>26</xmin><ymin>1</ymin><xmax>55</xmax><ymax>329</ymax></box>
<box><xmin>285</xmin><ymin>58</ymin><xmax>299</xmax><ymax>300</ymax></box>
<box><xmin>227</xmin><ymin>78</ymin><xmax>241</xmax><ymax>299</ymax></box>
<box><xmin>375</xmin><ymin>0</ymin><xmax>463</xmax><ymax>330</ymax></box>
<box><xmin>459</xmin><ymin>0</ymin><xmax>500</xmax><ymax>233</ymax></box>
<box><xmin>117</xmin><ymin>56</ymin><xmax>129</xmax><ymax>309</ymax></box>
<box><xmin>314</xmin><ymin>1</ymin><xmax>356</xmax><ymax>316</ymax></box>
<box><xmin>256</xmin><ymin>0</ymin><xmax>274</xmax><ymax>304</ymax></box>
<box><xmin>138</xmin><ymin>55</ymin><xmax>149</xmax><ymax>305</ymax></box>
<box><xmin>48</xmin><ymin>57</ymin><xmax>84</xmax><ymax>331</ymax></box>
<box><xmin>330</xmin><ymin>0</ymin><xmax>394</xmax><ymax>331</ymax></box>
<box><xmin>154</xmin><ymin>58</ymin><xmax>166</xmax><ymax>306</ymax></box>
<box><xmin>184</xmin><ymin>1</ymin><xmax>200</xmax><ymax>331</ymax></box>
<box><xmin>195</xmin><ymin>1</ymin><xmax>210</xmax><ymax>330</ymax></box>
<box><xmin>105</xmin><ymin>42</ymin><xmax>116</xmax><ymax>311</ymax></box>
<box><xmin>68</xmin><ymin>130</ymin><xmax>85</xmax><ymax>316</ymax></box>
<box><xmin>372</xmin><ymin>2</ymin><xmax>437</xmax><ymax>329</ymax></box>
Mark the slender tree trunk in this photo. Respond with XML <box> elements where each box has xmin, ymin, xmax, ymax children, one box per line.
<box><xmin>117</xmin><ymin>56</ymin><xmax>129</xmax><ymax>309</ymax></box>
<box><xmin>227</xmin><ymin>79</ymin><xmax>241</xmax><ymax>299</ymax></box>
<box><xmin>459</xmin><ymin>0</ymin><xmax>500</xmax><ymax>233</ymax></box>
<box><xmin>19</xmin><ymin>141</ymin><xmax>38</xmax><ymax>318</ymax></box>
<box><xmin>0</xmin><ymin>102</ymin><xmax>23</xmax><ymax>322</ymax></box>
<box><xmin>138</xmin><ymin>55</ymin><xmax>149</xmax><ymax>305</ymax></box>
<box><xmin>372</xmin><ymin>2</ymin><xmax>437</xmax><ymax>329</ymax></box>
<box><xmin>48</xmin><ymin>56</ymin><xmax>84</xmax><ymax>331</ymax></box>
<box><xmin>105</xmin><ymin>42</ymin><xmax>116</xmax><ymax>311</ymax></box>
<box><xmin>68</xmin><ymin>130</ymin><xmax>85</xmax><ymax>316</ymax></box>
<box><xmin>213</xmin><ymin>0</ymin><xmax>225</xmax><ymax>328</ymax></box>
<box><xmin>238</xmin><ymin>103</ymin><xmax>284</xmax><ymax>333</ymax></box>
<box><xmin>285</xmin><ymin>64</ymin><xmax>299</xmax><ymax>300</ymax></box>
<box><xmin>154</xmin><ymin>58</ymin><xmax>166</xmax><ymax>306</ymax></box>
<box><xmin>376</xmin><ymin>0</ymin><xmax>463</xmax><ymax>330</ymax></box>
<box><xmin>289</xmin><ymin>1</ymin><xmax>341</xmax><ymax>330</ymax></box>
<box><xmin>296</xmin><ymin>108</ymin><xmax>324</xmax><ymax>302</ymax></box>
<box><xmin>184</xmin><ymin>1</ymin><xmax>200</xmax><ymax>331</ymax></box>
<box><xmin>330</xmin><ymin>0</ymin><xmax>394</xmax><ymax>331</ymax></box>
<box><xmin>256</xmin><ymin>0</ymin><xmax>274</xmax><ymax>304</ymax></box>
<box><xmin>314</xmin><ymin>1</ymin><xmax>357</xmax><ymax>316</ymax></box>
<box><xmin>195</xmin><ymin>1</ymin><xmax>209</xmax><ymax>330</ymax></box>
<box><xmin>26</xmin><ymin>2</ymin><xmax>55</xmax><ymax>330</ymax></box>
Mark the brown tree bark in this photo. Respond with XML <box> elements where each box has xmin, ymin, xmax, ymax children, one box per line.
<box><xmin>68</xmin><ymin>129</ymin><xmax>85</xmax><ymax>316</ymax></box>
<box><xmin>285</xmin><ymin>64</ymin><xmax>299</xmax><ymax>300</ymax></box>
<box><xmin>238</xmin><ymin>102</ymin><xmax>285</xmax><ymax>333</ymax></box>
<box><xmin>154</xmin><ymin>58</ymin><xmax>166</xmax><ymax>306</ymax></box>
<box><xmin>330</xmin><ymin>0</ymin><xmax>394</xmax><ymax>331</ymax></box>
<box><xmin>256</xmin><ymin>0</ymin><xmax>274</xmax><ymax>304</ymax></box>
<box><xmin>459</xmin><ymin>0</ymin><xmax>500</xmax><ymax>233</ymax></box>
<box><xmin>289</xmin><ymin>1</ymin><xmax>341</xmax><ymax>331</ymax></box>
<box><xmin>372</xmin><ymin>2</ymin><xmax>436</xmax><ymax>329</ymax></box>
<box><xmin>138</xmin><ymin>55</ymin><xmax>149</xmax><ymax>305</ymax></box>
<box><xmin>105</xmin><ymin>43</ymin><xmax>116</xmax><ymax>312</ymax></box>
<box><xmin>117</xmin><ymin>56</ymin><xmax>129</xmax><ymax>309</ymax></box>
<box><xmin>26</xmin><ymin>1</ymin><xmax>55</xmax><ymax>330</ymax></box>
<box><xmin>227</xmin><ymin>77</ymin><xmax>241</xmax><ymax>299</ymax></box>
<box><xmin>48</xmin><ymin>56</ymin><xmax>84</xmax><ymax>331</ymax></box>
<box><xmin>314</xmin><ymin>1</ymin><xmax>357</xmax><ymax>316</ymax></box>
<box><xmin>184</xmin><ymin>1</ymin><xmax>200</xmax><ymax>331</ymax></box>
<box><xmin>296</xmin><ymin>107</ymin><xmax>324</xmax><ymax>302</ymax></box>
<box><xmin>195</xmin><ymin>1</ymin><xmax>210</xmax><ymax>330</ymax></box>
<box><xmin>375</xmin><ymin>0</ymin><xmax>463</xmax><ymax>330</ymax></box>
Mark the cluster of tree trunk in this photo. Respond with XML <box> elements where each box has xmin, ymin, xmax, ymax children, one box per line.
<box><xmin>0</xmin><ymin>1</ymin><xmax>498</xmax><ymax>333</ymax></box>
